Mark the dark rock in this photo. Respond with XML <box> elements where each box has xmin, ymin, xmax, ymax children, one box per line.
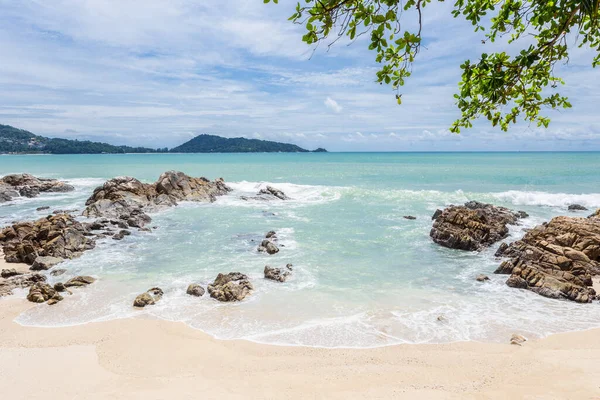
<box><xmin>495</xmin><ymin>242</ymin><xmax>509</xmax><ymax>257</ymax></box>
<box><xmin>186</xmin><ymin>284</ymin><xmax>205</xmax><ymax>297</ymax></box>
<box><xmin>112</xmin><ymin>230</ymin><xmax>131</xmax><ymax>240</ymax></box>
<box><xmin>257</xmin><ymin>186</ymin><xmax>290</xmax><ymax>200</ymax></box>
<box><xmin>0</xmin><ymin>174</ymin><xmax>74</xmax><ymax>204</ymax></box>
<box><xmin>31</xmin><ymin>256</ymin><xmax>64</xmax><ymax>271</ymax></box>
<box><xmin>430</xmin><ymin>202</ymin><xmax>524</xmax><ymax>251</ymax></box>
<box><xmin>258</xmin><ymin>239</ymin><xmax>279</xmax><ymax>255</ymax></box>
<box><xmin>207</xmin><ymin>272</ymin><xmax>253</xmax><ymax>302</ymax></box>
<box><xmin>476</xmin><ymin>274</ymin><xmax>490</xmax><ymax>282</ymax></box>
<box><xmin>517</xmin><ymin>211</ymin><xmax>529</xmax><ymax>218</ymax></box>
<box><xmin>36</xmin><ymin>206</ymin><xmax>50</xmax><ymax>212</ymax></box>
<box><xmin>266</xmin><ymin>231</ymin><xmax>277</xmax><ymax>239</ymax></box>
<box><xmin>264</xmin><ymin>265</ymin><xmax>292</xmax><ymax>282</ymax></box>
<box><xmin>568</xmin><ymin>204</ymin><xmax>588</xmax><ymax>211</ymax></box>
<box><xmin>64</xmin><ymin>276</ymin><xmax>96</xmax><ymax>288</ymax></box>
<box><xmin>403</xmin><ymin>216</ymin><xmax>417</xmax><ymax>220</ymax></box>
<box><xmin>1</xmin><ymin>268</ymin><xmax>22</xmax><ymax>278</ymax></box>
<box><xmin>53</xmin><ymin>282</ymin><xmax>66</xmax><ymax>292</ymax></box>
<box><xmin>133</xmin><ymin>287</ymin><xmax>163</xmax><ymax>307</ymax></box>
<box><xmin>431</xmin><ymin>209</ymin><xmax>443</xmax><ymax>221</ymax></box>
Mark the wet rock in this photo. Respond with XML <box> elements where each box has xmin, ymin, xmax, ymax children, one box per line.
<box><xmin>266</xmin><ymin>230</ymin><xmax>277</xmax><ymax>239</ymax></box>
<box><xmin>510</xmin><ymin>334</ymin><xmax>527</xmax><ymax>346</ymax></box>
<box><xmin>568</xmin><ymin>204</ymin><xmax>588</xmax><ymax>211</ymax></box>
<box><xmin>207</xmin><ymin>272</ymin><xmax>253</xmax><ymax>302</ymax></box>
<box><xmin>264</xmin><ymin>265</ymin><xmax>292</xmax><ymax>282</ymax></box>
<box><xmin>52</xmin><ymin>209</ymin><xmax>78</xmax><ymax>215</ymax></box>
<box><xmin>517</xmin><ymin>211</ymin><xmax>529</xmax><ymax>218</ymax></box>
<box><xmin>36</xmin><ymin>206</ymin><xmax>50</xmax><ymax>212</ymax></box>
<box><xmin>0</xmin><ymin>273</ymin><xmax>46</xmax><ymax>297</ymax></box>
<box><xmin>133</xmin><ymin>287</ymin><xmax>163</xmax><ymax>307</ymax></box>
<box><xmin>436</xmin><ymin>315</ymin><xmax>448</xmax><ymax>322</ymax></box>
<box><xmin>430</xmin><ymin>201</ymin><xmax>525</xmax><ymax>251</ymax></box>
<box><xmin>112</xmin><ymin>230</ymin><xmax>131</xmax><ymax>241</ymax></box>
<box><xmin>47</xmin><ymin>293</ymin><xmax>64</xmax><ymax>305</ymax></box>
<box><xmin>27</xmin><ymin>282</ymin><xmax>56</xmax><ymax>303</ymax></box>
<box><xmin>258</xmin><ymin>239</ymin><xmax>279</xmax><ymax>255</ymax></box>
<box><xmin>432</xmin><ymin>209</ymin><xmax>443</xmax><ymax>220</ymax></box>
<box><xmin>495</xmin><ymin>242</ymin><xmax>509</xmax><ymax>257</ymax></box>
<box><xmin>0</xmin><ymin>214</ymin><xmax>95</xmax><ymax>265</ymax></box>
<box><xmin>49</xmin><ymin>268</ymin><xmax>67</xmax><ymax>277</ymax></box>
<box><xmin>1</xmin><ymin>268</ymin><xmax>22</xmax><ymax>278</ymax></box>
<box><xmin>403</xmin><ymin>216</ymin><xmax>416</xmax><ymax>220</ymax></box>
<box><xmin>476</xmin><ymin>274</ymin><xmax>490</xmax><ymax>282</ymax></box>
<box><xmin>257</xmin><ymin>186</ymin><xmax>290</xmax><ymax>200</ymax></box>
<box><xmin>64</xmin><ymin>276</ymin><xmax>96</xmax><ymax>288</ymax></box>
<box><xmin>0</xmin><ymin>174</ymin><xmax>74</xmax><ymax>204</ymax></box>
<box><xmin>186</xmin><ymin>283</ymin><xmax>205</xmax><ymax>297</ymax></box>
<box><xmin>31</xmin><ymin>256</ymin><xmax>64</xmax><ymax>271</ymax></box>
<box><xmin>494</xmin><ymin>215</ymin><xmax>600</xmax><ymax>303</ymax></box>
<box><xmin>53</xmin><ymin>282</ymin><xmax>66</xmax><ymax>292</ymax></box>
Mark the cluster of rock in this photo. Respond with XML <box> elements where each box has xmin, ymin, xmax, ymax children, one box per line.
<box><xmin>257</xmin><ymin>230</ymin><xmax>280</xmax><ymax>254</ymax></box>
<box><xmin>0</xmin><ymin>214</ymin><xmax>95</xmax><ymax>265</ymax></box>
<box><xmin>430</xmin><ymin>201</ymin><xmax>528</xmax><ymax>251</ymax></box>
<box><xmin>494</xmin><ymin>213</ymin><xmax>600</xmax><ymax>303</ymax></box>
<box><xmin>240</xmin><ymin>185</ymin><xmax>290</xmax><ymax>201</ymax></box>
<box><xmin>0</xmin><ymin>174</ymin><xmax>74</xmax><ymax>203</ymax></box>
<box><xmin>133</xmin><ymin>287</ymin><xmax>164</xmax><ymax>307</ymax></box>
<box><xmin>264</xmin><ymin>264</ymin><xmax>293</xmax><ymax>282</ymax></box>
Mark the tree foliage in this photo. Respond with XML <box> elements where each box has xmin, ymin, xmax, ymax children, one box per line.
<box><xmin>264</xmin><ymin>0</ymin><xmax>600</xmax><ymax>132</ymax></box>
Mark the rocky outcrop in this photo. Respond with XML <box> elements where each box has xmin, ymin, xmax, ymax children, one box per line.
<box><xmin>0</xmin><ymin>214</ymin><xmax>95</xmax><ymax>265</ymax></box>
<box><xmin>264</xmin><ymin>264</ymin><xmax>293</xmax><ymax>282</ymax></box>
<box><xmin>494</xmin><ymin>214</ymin><xmax>600</xmax><ymax>303</ymax></box>
<box><xmin>64</xmin><ymin>276</ymin><xmax>96</xmax><ymax>288</ymax></box>
<box><xmin>207</xmin><ymin>272</ymin><xmax>253</xmax><ymax>302</ymax></box>
<box><xmin>430</xmin><ymin>201</ymin><xmax>526</xmax><ymax>251</ymax></box>
<box><xmin>27</xmin><ymin>282</ymin><xmax>57</xmax><ymax>303</ymax></box>
<box><xmin>133</xmin><ymin>287</ymin><xmax>163</xmax><ymax>307</ymax></box>
<box><xmin>0</xmin><ymin>174</ymin><xmax>74</xmax><ymax>203</ymax></box>
<box><xmin>0</xmin><ymin>273</ymin><xmax>46</xmax><ymax>297</ymax></box>
<box><xmin>186</xmin><ymin>283</ymin><xmax>205</xmax><ymax>297</ymax></box>
<box><xmin>83</xmin><ymin>171</ymin><xmax>230</xmax><ymax>229</ymax></box>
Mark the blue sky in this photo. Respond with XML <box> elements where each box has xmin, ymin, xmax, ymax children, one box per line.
<box><xmin>0</xmin><ymin>0</ymin><xmax>598</xmax><ymax>151</ymax></box>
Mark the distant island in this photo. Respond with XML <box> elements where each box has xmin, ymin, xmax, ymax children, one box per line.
<box><xmin>0</xmin><ymin>124</ymin><xmax>326</xmax><ymax>154</ymax></box>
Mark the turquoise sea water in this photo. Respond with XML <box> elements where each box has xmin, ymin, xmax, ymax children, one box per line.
<box><xmin>1</xmin><ymin>152</ymin><xmax>600</xmax><ymax>347</ymax></box>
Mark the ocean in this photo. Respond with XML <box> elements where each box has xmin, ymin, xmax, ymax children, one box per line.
<box><xmin>1</xmin><ymin>152</ymin><xmax>600</xmax><ymax>348</ymax></box>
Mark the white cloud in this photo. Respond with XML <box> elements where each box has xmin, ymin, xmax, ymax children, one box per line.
<box><xmin>324</xmin><ymin>97</ymin><xmax>343</xmax><ymax>113</ymax></box>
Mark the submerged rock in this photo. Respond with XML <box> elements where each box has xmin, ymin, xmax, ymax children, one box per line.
<box><xmin>403</xmin><ymin>216</ymin><xmax>417</xmax><ymax>220</ymax></box>
<box><xmin>186</xmin><ymin>283</ymin><xmax>205</xmax><ymax>297</ymax></box>
<box><xmin>207</xmin><ymin>272</ymin><xmax>253</xmax><ymax>302</ymax></box>
<box><xmin>64</xmin><ymin>276</ymin><xmax>96</xmax><ymax>288</ymax></box>
<box><xmin>430</xmin><ymin>201</ymin><xmax>526</xmax><ymax>251</ymax></box>
<box><xmin>133</xmin><ymin>287</ymin><xmax>164</xmax><ymax>307</ymax></box>
<box><xmin>476</xmin><ymin>274</ymin><xmax>490</xmax><ymax>282</ymax></box>
<box><xmin>49</xmin><ymin>268</ymin><xmax>67</xmax><ymax>277</ymax></box>
<box><xmin>264</xmin><ymin>264</ymin><xmax>293</xmax><ymax>283</ymax></box>
<box><xmin>0</xmin><ymin>214</ymin><xmax>95</xmax><ymax>265</ymax></box>
<box><xmin>494</xmin><ymin>214</ymin><xmax>600</xmax><ymax>303</ymax></box>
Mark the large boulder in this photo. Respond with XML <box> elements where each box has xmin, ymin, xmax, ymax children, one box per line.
<box><xmin>27</xmin><ymin>282</ymin><xmax>56</xmax><ymax>303</ymax></box>
<box><xmin>133</xmin><ymin>287</ymin><xmax>163</xmax><ymax>308</ymax></box>
<box><xmin>0</xmin><ymin>214</ymin><xmax>95</xmax><ymax>265</ymax></box>
<box><xmin>31</xmin><ymin>256</ymin><xmax>64</xmax><ymax>271</ymax></box>
<box><xmin>0</xmin><ymin>174</ymin><xmax>74</xmax><ymax>203</ymax></box>
<box><xmin>494</xmin><ymin>214</ymin><xmax>600</xmax><ymax>303</ymax></box>
<box><xmin>207</xmin><ymin>272</ymin><xmax>253</xmax><ymax>302</ymax></box>
<box><xmin>430</xmin><ymin>201</ymin><xmax>526</xmax><ymax>251</ymax></box>
<box><xmin>186</xmin><ymin>283</ymin><xmax>205</xmax><ymax>297</ymax></box>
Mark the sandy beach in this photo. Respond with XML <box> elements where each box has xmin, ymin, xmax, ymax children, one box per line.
<box><xmin>1</xmin><ymin>255</ymin><xmax>600</xmax><ymax>400</ymax></box>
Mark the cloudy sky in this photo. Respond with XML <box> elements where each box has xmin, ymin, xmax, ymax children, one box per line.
<box><xmin>0</xmin><ymin>0</ymin><xmax>598</xmax><ymax>151</ymax></box>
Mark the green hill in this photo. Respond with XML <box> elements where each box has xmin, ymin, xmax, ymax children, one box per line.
<box><xmin>0</xmin><ymin>124</ymin><xmax>158</xmax><ymax>154</ymax></box>
<box><xmin>170</xmin><ymin>134</ymin><xmax>313</xmax><ymax>153</ymax></box>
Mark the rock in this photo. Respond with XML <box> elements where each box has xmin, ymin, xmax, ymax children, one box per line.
<box><xmin>54</xmin><ymin>282</ymin><xmax>66</xmax><ymax>292</ymax></box>
<box><xmin>1</xmin><ymin>268</ymin><xmax>22</xmax><ymax>278</ymax></box>
<box><xmin>133</xmin><ymin>287</ymin><xmax>163</xmax><ymax>307</ymax></box>
<box><xmin>112</xmin><ymin>230</ymin><xmax>131</xmax><ymax>240</ymax></box>
<box><xmin>568</xmin><ymin>204</ymin><xmax>588</xmax><ymax>211</ymax></box>
<box><xmin>264</xmin><ymin>265</ymin><xmax>292</xmax><ymax>282</ymax></box>
<box><xmin>52</xmin><ymin>209</ymin><xmax>78</xmax><ymax>215</ymax></box>
<box><xmin>510</xmin><ymin>334</ymin><xmax>527</xmax><ymax>346</ymax></box>
<box><xmin>186</xmin><ymin>283</ymin><xmax>205</xmax><ymax>297</ymax></box>
<box><xmin>430</xmin><ymin>201</ymin><xmax>525</xmax><ymax>251</ymax></box>
<box><xmin>517</xmin><ymin>211</ymin><xmax>529</xmax><ymax>218</ymax></box>
<box><xmin>266</xmin><ymin>231</ymin><xmax>277</xmax><ymax>239</ymax></box>
<box><xmin>31</xmin><ymin>256</ymin><xmax>64</xmax><ymax>271</ymax></box>
<box><xmin>36</xmin><ymin>206</ymin><xmax>50</xmax><ymax>211</ymax></box>
<box><xmin>207</xmin><ymin>272</ymin><xmax>253</xmax><ymax>302</ymax></box>
<box><xmin>476</xmin><ymin>274</ymin><xmax>490</xmax><ymax>282</ymax></box>
<box><xmin>432</xmin><ymin>209</ymin><xmax>443</xmax><ymax>220</ymax></box>
<box><xmin>403</xmin><ymin>216</ymin><xmax>417</xmax><ymax>220</ymax></box>
<box><xmin>0</xmin><ymin>214</ymin><xmax>95</xmax><ymax>265</ymax></box>
<box><xmin>436</xmin><ymin>315</ymin><xmax>448</xmax><ymax>322</ymax></box>
<box><xmin>27</xmin><ymin>282</ymin><xmax>56</xmax><ymax>303</ymax></box>
<box><xmin>0</xmin><ymin>174</ymin><xmax>74</xmax><ymax>204</ymax></box>
<box><xmin>47</xmin><ymin>293</ymin><xmax>64</xmax><ymax>305</ymax></box>
<box><xmin>495</xmin><ymin>242</ymin><xmax>509</xmax><ymax>257</ymax></box>
<box><xmin>494</xmin><ymin>215</ymin><xmax>600</xmax><ymax>303</ymax></box>
<box><xmin>257</xmin><ymin>186</ymin><xmax>290</xmax><ymax>200</ymax></box>
<box><xmin>258</xmin><ymin>239</ymin><xmax>279</xmax><ymax>255</ymax></box>
<box><xmin>64</xmin><ymin>276</ymin><xmax>96</xmax><ymax>288</ymax></box>
<box><xmin>286</xmin><ymin>263</ymin><xmax>293</xmax><ymax>271</ymax></box>
<box><xmin>0</xmin><ymin>273</ymin><xmax>46</xmax><ymax>297</ymax></box>
<box><xmin>49</xmin><ymin>268</ymin><xmax>67</xmax><ymax>277</ymax></box>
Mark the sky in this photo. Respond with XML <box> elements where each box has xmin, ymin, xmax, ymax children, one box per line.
<box><xmin>0</xmin><ymin>0</ymin><xmax>598</xmax><ymax>152</ymax></box>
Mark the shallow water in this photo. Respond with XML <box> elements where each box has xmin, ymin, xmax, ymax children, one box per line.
<box><xmin>1</xmin><ymin>152</ymin><xmax>600</xmax><ymax>347</ymax></box>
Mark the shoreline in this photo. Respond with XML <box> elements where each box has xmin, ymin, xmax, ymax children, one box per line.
<box><xmin>2</xmin><ymin>296</ymin><xmax>600</xmax><ymax>399</ymax></box>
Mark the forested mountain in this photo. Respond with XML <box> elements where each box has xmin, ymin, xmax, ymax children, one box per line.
<box><xmin>170</xmin><ymin>134</ymin><xmax>312</xmax><ymax>153</ymax></box>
